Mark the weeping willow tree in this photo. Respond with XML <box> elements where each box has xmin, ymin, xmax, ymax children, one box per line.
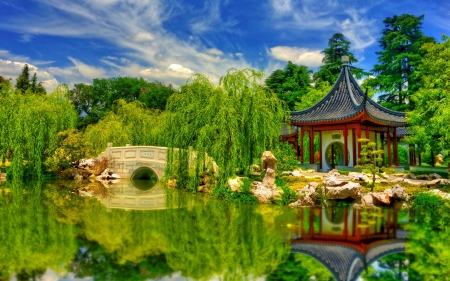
<box><xmin>84</xmin><ymin>99</ymin><xmax>165</xmax><ymax>155</ymax></box>
<box><xmin>0</xmin><ymin>182</ymin><xmax>77</xmax><ymax>280</ymax></box>
<box><xmin>0</xmin><ymin>83</ymin><xmax>78</xmax><ymax>180</ymax></box>
<box><xmin>164</xmin><ymin>68</ymin><xmax>290</xmax><ymax>191</ymax></box>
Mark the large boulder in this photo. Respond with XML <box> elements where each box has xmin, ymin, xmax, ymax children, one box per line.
<box><xmin>261</xmin><ymin>151</ymin><xmax>277</xmax><ymax>171</ymax></box>
<box><xmin>372</xmin><ymin>192</ymin><xmax>391</xmax><ymax>205</ymax></box>
<box><xmin>326</xmin><ymin>182</ymin><xmax>361</xmax><ymax>200</ymax></box>
<box><xmin>348</xmin><ymin>172</ymin><xmax>370</xmax><ymax>182</ymax></box>
<box><xmin>250</xmin><ymin>182</ymin><xmax>282</xmax><ymax>203</ymax></box>
<box><xmin>390</xmin><ymin>184</ymin><xmax>407</xmax><ymax>200</ymax></box>
<box><xmin>262</xmin><ymin>168</ymin><xmax>276</xmax><ymax>188</ymax></box>
<box><xmin>323</xmin><ymin>175</ymin><xmax>348</xmax><ymax>187</ymax></box>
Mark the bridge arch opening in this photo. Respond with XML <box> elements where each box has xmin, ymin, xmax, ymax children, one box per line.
<box><xmin>131</xmin><ymin>167</ymin><xmax>159</xmax><ymax>190</ymax></box>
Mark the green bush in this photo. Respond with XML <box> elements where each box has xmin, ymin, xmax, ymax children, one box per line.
<box><xmin>273</xmin><ymin>142</ymin><xmax>299</xmax><ymax>173</ymax></box>
<box><xmin>274</xmin><ymin>178</ymin><xmax>298</xmax><ymax>205</ymax></box>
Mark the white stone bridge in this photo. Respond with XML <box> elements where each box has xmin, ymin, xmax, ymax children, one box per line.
<box><xmin>98</xmin><ymin>143</ymin><xmax>167</xmax><ymax>180</ymax></box>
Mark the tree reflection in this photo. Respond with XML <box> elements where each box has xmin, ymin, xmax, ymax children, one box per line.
<box><xmin>0</xmin><ymin>182</ymin><xmax>77</xmax><ymax>280</ymax></box>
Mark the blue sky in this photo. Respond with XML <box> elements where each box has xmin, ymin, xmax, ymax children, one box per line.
<box><xmin>0</xmin><ymin>0</ymin><xmax>449</xmax><ymax>92</ymax></box>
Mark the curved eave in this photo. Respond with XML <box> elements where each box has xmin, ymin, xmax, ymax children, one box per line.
<box><xmin>291</xmin><ymin>109</ymin><xmax>407</xmax><ymax>127</ymax></box>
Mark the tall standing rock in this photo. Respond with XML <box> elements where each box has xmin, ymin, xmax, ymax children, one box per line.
<box><xmin>261</xmin><ymin>151</ymin><xmax>277</xmax><ymax>171</ymax></box>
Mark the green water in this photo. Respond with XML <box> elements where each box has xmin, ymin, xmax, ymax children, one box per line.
<box><xmin>0</xmin><ymin>180</ymin><xmax>448</xmax><ymax>281</ymax></box>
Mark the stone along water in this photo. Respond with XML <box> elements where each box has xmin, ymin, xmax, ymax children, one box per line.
<box><xmin>0</xmin><ymin>180</ymin><xmax>448</xmax><ymax>280</ymax></box>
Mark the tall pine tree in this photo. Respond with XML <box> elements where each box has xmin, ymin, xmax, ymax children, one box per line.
<box><xmin>313</xmin><ymin>33</ymin><xmax>365</xmax><ymax>84</ymax></box>
<box><xmin>371</xmin><ymin>14</ymin><xmax>434</xmax><ymax>111</ymax></box>
<box><xmin>16</xmin><ymin>64</ymin><xmax>31</xmax><ymax>93</ymax></box>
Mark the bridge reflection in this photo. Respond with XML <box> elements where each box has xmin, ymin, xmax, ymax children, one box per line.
<box><xmin>290</xmin><ymin>205</ymin><xmax>407</xmax><ymax>281</ymax></box>
<box><xmin>96</xmin><ymin>180</ymin><xmax>166</xmax><ymax>211</ymax></box>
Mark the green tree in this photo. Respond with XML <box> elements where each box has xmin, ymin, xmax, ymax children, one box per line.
<box><xmin>30</xmin><ymin>72</ymin><xmax>47</xmax><ymax>95</ymax></box>
<box><xmin>294</xmin><ymin>80</ymin><xmax>332</xmax><ymax>111</ymax></box>
<box><xmin>355</xmin><ymin>138</ymin><xmax>384</xmax><ymax>191</ymax></box>
<box><xmin>313</xmin><ymin>33</ymin><xmax>365</xmax><ymax>84</ymax></box>
<box><xmin>371</xmin><ymin>14</ymin><xmax>435</xmax><ymax>111</ymax></box>
<box><xmin>16</xmin><ymin>64</ymin><xmax>30</xmax><ymax>93</ymax></box>
<box><xmin>0</xmin><ymin>83</ymin><xmax>78</xmax><ymax>180</ymax></box>
<box><xmin>265</xmin><ymin>61</ymin><xmax>312</xmax><ymax>110</ymax></box>
<box><xmin>165</xmin><ymin>68</ymin><xmax>290</xmax><ymax>191</ymax></box>
<box><xmin>71</xmin><ymin>78</ymin><xmax>174</xmax><ymax>127</ymax></box>
<box><xmin>407</xmin><ymin>36</ymin><xmax>450</xmax><ymax>151</ymax></box>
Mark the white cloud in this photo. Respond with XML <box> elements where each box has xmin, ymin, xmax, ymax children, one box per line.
<box><xmin>133</xmin><ymin>31</ymin><xmax>155</xmax><ymax>42</ymax></box>
<box><xmin>341</xmin><ymin>8</ymin><xmax>376</xmax><ymax>50</ymax></box>
<box><xmin>269</xmin><ymin>46</ymin><xmax>324</xmax><ymax>67</ymax></box>
<box><xmin>68</xmin><ymin>57</ymin><xmax>106</xmax><ymax>79</ymax></box>
<box><xmin>195</xmin><ymin>52</ymin><xmax>222</xmax><ymax>63</ymax></box>
<box><xmin>271</xmin><ymin>0</ymin><xmax>293</xmax><ymax>15</ymax></box>
<box><xmin>206</xmin><ymin>48</ymin><xmax>223</xmax><ymax>56</ymax></box>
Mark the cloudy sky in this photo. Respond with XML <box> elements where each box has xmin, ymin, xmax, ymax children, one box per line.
<box><xmin>0</xmin><ymin>0</ymin><xmax>449</xmax><ymax>92</ymax></box>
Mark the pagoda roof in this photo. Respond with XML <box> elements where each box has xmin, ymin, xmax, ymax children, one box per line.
<box><xmin>291</xmin><ymin>65</ymin><xmax>406</xmax><ymax>126</ymax></box>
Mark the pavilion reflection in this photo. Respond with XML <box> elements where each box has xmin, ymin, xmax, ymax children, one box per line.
<box><xmin>290</xmin><ymin>204</ymin><xmax>407</xmax><ymax>281</ymax></box>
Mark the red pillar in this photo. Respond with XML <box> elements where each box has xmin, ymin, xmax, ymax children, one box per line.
<box><xmin>344</xmin><ymin>126</ymin><xmax>349</xmax><ymax>166</ymax></box>
<box><xmin>352</xmin><ymin>129</ymin><xmax>356</xmax><ymax>166</ymax></box>
<box><xmin>319</xmin><ymin>131</ymin><xmax>323</xmax><ymax>170</ymax></box>
<box><xmin>300</xmin><ymin>128</ymin><xmax>304</xmax><ymax>164</ymax></box>
<box><xmin>387</xmin><ymin>128</ymin><xmax>392</xmax><ymax>166</ymax></box>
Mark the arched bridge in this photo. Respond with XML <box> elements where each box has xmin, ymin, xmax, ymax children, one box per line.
<box><xmin>98</xmin><ymin>143</ymin><xmax>167</xmax><ymax>179</ymax></box>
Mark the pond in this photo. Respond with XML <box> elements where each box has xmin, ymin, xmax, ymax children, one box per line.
<box><xmin>0</xmin><ymin>180</ymin><xmax>448</xmax><ymax>281</ymax></box>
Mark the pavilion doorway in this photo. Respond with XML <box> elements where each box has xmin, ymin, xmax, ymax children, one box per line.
<box><xmin>325</xmin><ymin>142</ymin><xmax>344</xmax><ymax>169</ymax></box>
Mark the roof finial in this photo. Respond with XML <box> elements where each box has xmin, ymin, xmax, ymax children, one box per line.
<box><xmin>342</xmin><ymin>55</ymin><xmax>349</xmax><ymax>66</ymax></box>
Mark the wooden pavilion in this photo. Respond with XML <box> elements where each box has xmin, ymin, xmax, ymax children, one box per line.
<box><xmin>282</xmin><ymin>56</ymin><xmax>407</xmax><ymax>172</ymax></box>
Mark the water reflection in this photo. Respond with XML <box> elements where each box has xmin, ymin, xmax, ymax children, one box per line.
<box><xmin>289</xmin><ymin>205</ymin><xmax>407</xmax><ymax>281</ymax></box>
<box><xmin>0</xmin><ymin>181</ymin><xmax>448</xmax><ymax>281</ymax></box>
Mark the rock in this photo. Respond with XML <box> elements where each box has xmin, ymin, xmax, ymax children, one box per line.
<box><xmin>372</xmin><ymin>192</ymin><xmax>391</xmax><ymax>205</ymax></box>
<box><xmin>389</xmin><ymin>177</ymin><xmax>404</xmax><ymax>183</ymax></box>
<box><xmin>429</xmin><ymin>173</ymin><xmax>442</xmax><ymax>180</ymax></box>
<box><xmin>361</xmin><ymin>193</ymin><xmax>375</xmax><ymax>208</ymax></box>
<box><xmin>405</xmin><ymin>173</ymin><xmax>417</xmax><ymax>179</ymax></box>
<box><xmin>74</xmin><ymin>173</ymin><xmax>83</xmax><ymax>181</ymax></box>
<box><xmin>198</xmin><ymin>185</ymin><xmax>210</xmax><ymax>193</ymax></box>
<box><xmin>309</xmin><ymin>182</ymin><xmax>319</xmax><ymax>188</ymax></box>
<box><xmin>391</xmin><ymin>184</ymin><xmax>407</xmax><ymax>200</ymax></box>
<box><xmin>297</xmin><ymin>184</ymin><xmax>316</xmax><ymax>197</ymax></box>
<box><xmin>429</xmin><ymin>189</ymin><xmax>450</xmax><ymax>200</ymax></box>
<box><xmin>327</xmin><ymin>169</ymin><xmax>341</xmax><ymax>177</ymax></box>
<box><xmin>323</xmin><ymin>175</ymin><xmax>348</xmax><ymax>187</ymax></box>
<box><xmin>415</xmin><ymin>174</ymin><xmax>428</xmax><ymax>180</ymax></box>
<box><xmin>96</xmin><ymin>168</ymin><xmax>121</xmax><ymax>180</ymax></box>
<box><xmin>251</xmin><ymin>164</ymin><xmax>261</xmax><ymax>173</ymax></box>
<box><xmin>167</xmin><ymin>178</ymin><xmax>177</xmax><ymax>188</ymax></box>
<box><xmin>261</xmin><ymin>151</ymin><xmax>277</xmax><ymax>171</ymax></box>
<box><xmin>348</xmin><ymin>172</ymin><xmax>370</xmax><ymax>182</ymax></box>
<box><xmin>403</xmin><ymin>179</ymin><xmax>426</xmax><ymax>186</ymax></box>
<box><xmin>326</xmin><ymin>182</ymin><xmax>361</xmax><ymax>200</ymax></box>
<box><xmin>427</xmin><ymin>179</ymin><xmax>442</xmax><ymax>185</ymax></box>
<box><xmin>262</xmin><ymin>168</ymin><xmax>276</xmax><ymax>188</ymax></box>
<box><xmin>251</xmin><ymin>185</ymin><xmax>281</xmax><ymax>204</ymax></box>
<box><xmin>436</xmin><ymin>154</ymin><xmax>444</xmax><ymax>166</ymax></box>
<box><xmin>289</xmin><ymin>196</ymin><xmax>315</xmax><ymax>207</ymax></box>
<box><xmin>228</xmin><ymin>177</ymin><xmax>244</xmax><ymax>192</ymax></box>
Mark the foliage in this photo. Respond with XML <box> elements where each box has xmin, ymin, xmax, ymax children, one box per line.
<box><xmin>0</xmin><ymin>83</ymin><xmax>78</xmax><ymax>180</ymax></box>
<box><xmin>370</xmin><ymin>14</ymin><xmax>434</xmax><ymax>111</ymax></box>
<box><xmin>84</xmin><ymin>99</ymin><xmax>165</xmax><ymax>155</ymax></box>
<box><xmin>0</xmin><ymin>182</ymin><xmax>78</xmax><ymax>280</ymax></box>
<box><xmin>360</xmin><ymin>253</ymin><xmax>420</xmax><ymax>281</ymax></box>
<box><xmin>311</xmin><ymin>186</ymin><xmax>328</xmax><ymax>207</ymax></box>
<box><xmin>398</xmin><ymin>144</ymin><xmax>409</xmax><ymax>164</ymax></box>
<box><xmin>273</xmin><ymin>142</ymin><xmax>299</xmax><ymax>173</ymax></box>
<box><xmin>45</xmin><ymin>129</ymin><xmax>94</xmax><ymax>171</ymax></box>
<box><xmin>71</xmin><ymin>78</ymin><xmax>174</xmax><ymax>128</ymax></box>
<box><xmin>355</xmin><ymin>138</ymin><xmax>384</xmax><ymax>191</ymax></box>
<box><xmin>265</xmin><ymin>62</ymin><xmax>312</xmax><ymax>110</ymax></box>
<box><xmin>313</xmin><ymin>33</ymin><xmax>366</xmax><ymax>84</ymax></box>
<box><xmin>274</xmin><ymin>178</ymin><xmax>298</xmax><ymax>205</ymax></box>
<box><xmin>407</xmin><ymin>35</ymin><xmax>450</xmax><ymax>151</ymax></box>
<box><xmin>266</xmin><ymin>253</ymin><xmax>334</xmax><ymax>281</ymax></box>
<box><xmin>164</xmin><ymin>68</ymin><xmax>290</xmax><ymax>191</ymax></box>
<box><xmin>213</xmin><ymin>178</ymin><xmax>259</xmax><ymax>204</ymax></box>
<box><xmin>406</xmin><ymin>193</ymin><xmax>450</xmax><ymax>279</ymax></box>
<box><xmin>294</xmin><ymin>80</ymin><xmax>332</xmax><ymax>111</ymax></box>
<box><xmin>15</xmin><ymin>64</ymin><xmax>46</xmax><ymax>95</ymax></box>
